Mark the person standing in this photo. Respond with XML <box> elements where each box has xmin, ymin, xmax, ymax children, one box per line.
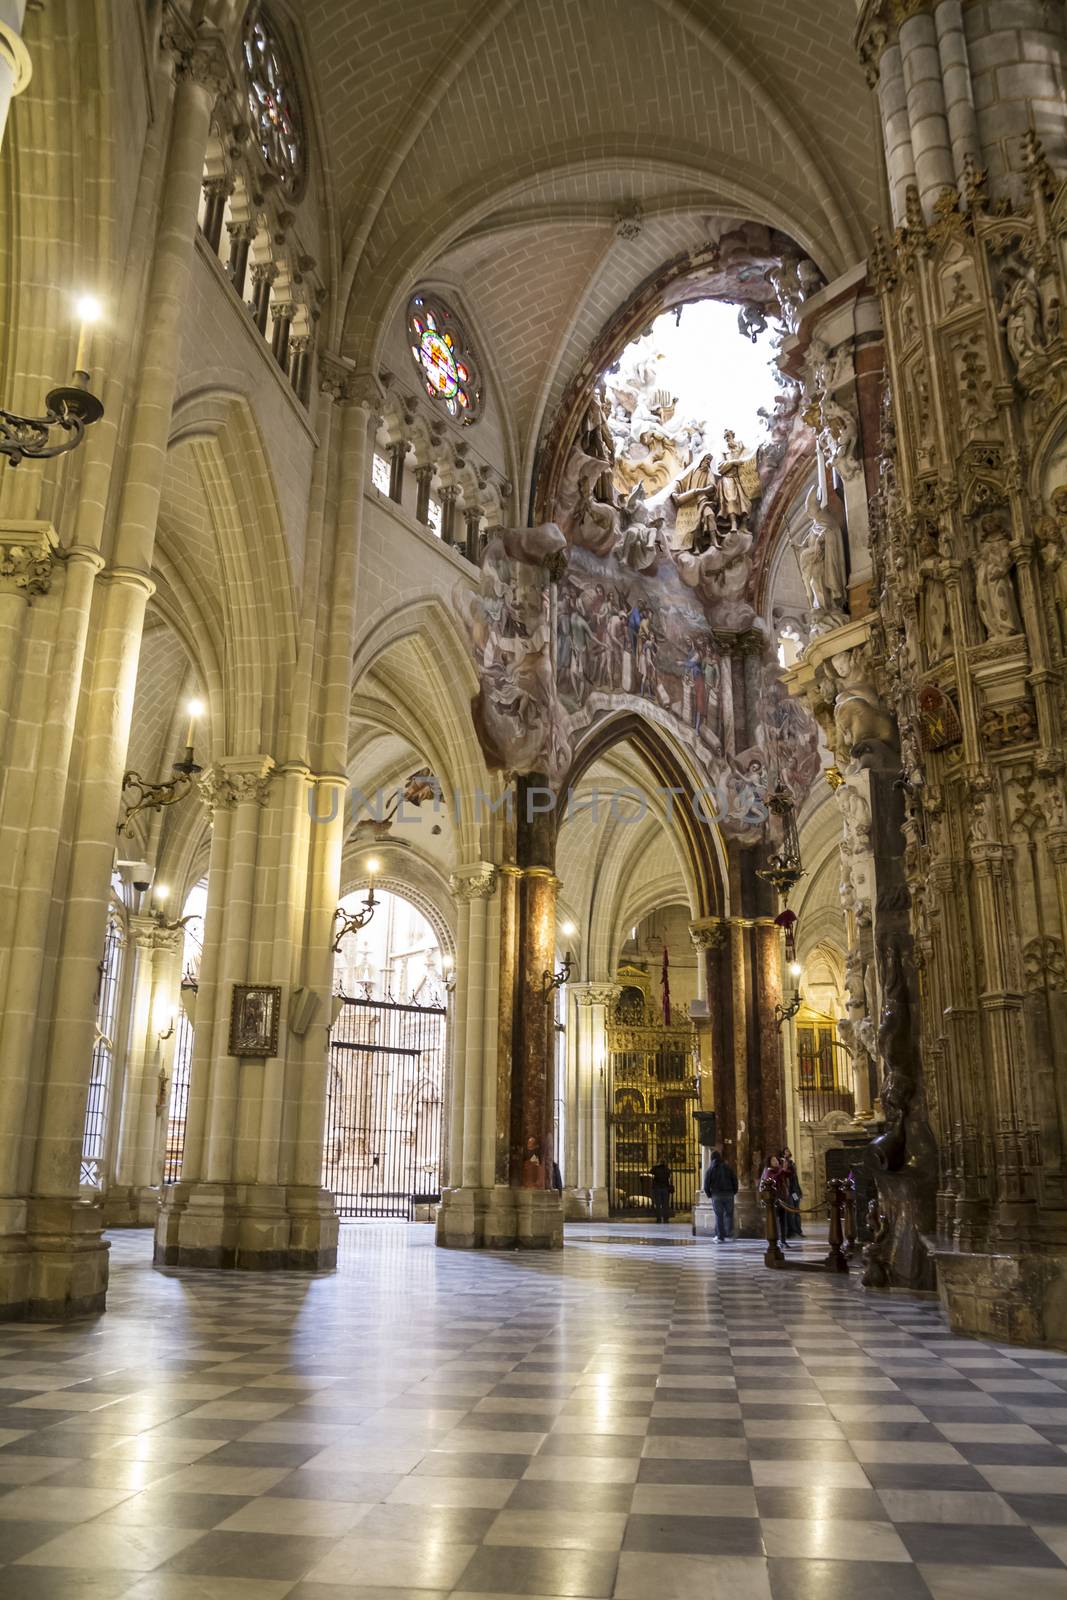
<box><xmin>780</xmin><ymin>1148</ymin><xmax>803</xmax><ymax>1237</ymax></box>
<box><xmin>760</xmin><ymin>1154</ymin><xmax>791</xmax><ymax>1248</ymax></box>
<box><xmin>650</xmin><ymin>1157</ymin><xmax>673</xmax><ymax>1224</ymax></box>
<box><xmin>703</xmin><ymin>1148</ymin><xmax>738</xmax><ymax>1241</ymax></box>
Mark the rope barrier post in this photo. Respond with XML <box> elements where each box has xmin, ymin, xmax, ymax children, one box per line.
<box><xmin>843</xmin><ymin>1177</ymin><xmax>857</xmax><ymax>1256</ymax></box>
<box><xmin>824</xmin><ymin>1178</ymin><xmax>850</xmax><ymax>1274</ymax></box>
<box><xmin>760</xmin><ymin>1177</ymin><xmax>785</xmax><ymax>1269</ymax></box>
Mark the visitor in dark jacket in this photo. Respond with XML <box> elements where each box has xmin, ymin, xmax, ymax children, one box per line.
<box><xmin>650</xmin><ymin>1159</ymin><xmax>673</xmax><ymax>1223</ymax></box>
<box><xmin>703</xmin><ymin>1149</ymin><xmax>738</xmax><ymax>1241</ymax></box>
<box><xmin>780</xmin><ymin>1148</ymin><xmax>803</xmax><ymax>1237</ymax></box>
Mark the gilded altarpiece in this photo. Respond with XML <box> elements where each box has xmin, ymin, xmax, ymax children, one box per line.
<box><xmin>606</xmin><ymin>973</ymin><xmax>699</xmax><ymax>1217</ymax></box>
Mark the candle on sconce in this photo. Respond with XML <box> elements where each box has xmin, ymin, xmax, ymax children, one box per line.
<box><xmin>73</xmin><ymin>295</ymin><xmax>102</xmax><ymax>377</ymax></box>
<box><xmin>365</xmin><ymin>857</ymin><xmax>381</xmax><ymax>907</ymax></box>
<box><xmin>184</xmin><ymin>698</ymin><xmax>204</xmax><ymax>753</ymax></box>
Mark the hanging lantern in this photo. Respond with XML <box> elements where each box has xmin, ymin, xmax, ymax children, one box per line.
<box><xmin>757</xmin><ymin>780</ymin><xmax>806</xmax><ymax>901</ymax></box>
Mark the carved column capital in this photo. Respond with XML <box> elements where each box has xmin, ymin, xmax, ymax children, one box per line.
<box><xmin>574</xmin><ymin>983</ymin><xmax>620</xmax><ymax>1009</ymax></box>
<box><xmin>689</xmin><ymin>918</ymin><xmax>730</xmax><ymax>952</ymax></box>
<box><xmin>160</xmin><ymin>5</ymin><xmax>233</xmax><ymax>95</ymax></box>
<box><xmin>198</xmin><ymin>756</ymin><xmax>275</xmax><ymax>811</ymax></box>
<box><xmin>450</xmin><ymin>863</ymin><xmax>498</xmax><ymax>901</ymax></box>
<box><xmin>0</xmin><ymin>524</ymin><xmax>59</xmax><ymax>600</ymax></box>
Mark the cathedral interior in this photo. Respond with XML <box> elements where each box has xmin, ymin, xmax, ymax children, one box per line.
<box><xmin>2</xmin><ymin>0</ymin><xmax>1067</xmax><ymax>1595</ymax></box>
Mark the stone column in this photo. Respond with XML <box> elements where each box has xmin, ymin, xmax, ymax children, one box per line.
<box><xmin>153</xmin><ymin>759</ymin><xmax>339</xmax><ymax>1272</ymax></box>
<box><xmin>435</xmin><ymin>864</ymin><xmax>513</xmax><ymax>1249</ymax></box>
<box><xmin>200</xmin><ymin>175</ymin><xmax>230</xmax><ymax>254</ymax></box>
<box><xmin>105</xmin><ymin>918</ymin><xmax>183</xmax><ymax>1226</ymax></box>
<box><xmin>439</xmin><ymin>484</ymin><xmax>459</xmax><ymax>547</ymax></box>
<box><xmin>566</xmin><ymin>984</ymin><xmax>615</xmax><ymax>1220</ymax></box>
<box><xmin>414</xmin><ymin>464</ymin><xmax>434</xmax><ymax>525</ymax></box>
<box><xmin>0</xmin><ymin>21</ymin><xmax>225</xmax><ymax>1320</ymax></box>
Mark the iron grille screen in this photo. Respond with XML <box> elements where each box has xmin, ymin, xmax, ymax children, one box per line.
<box><xmin>163</xmin><ymin>982</ymin><xmax>198</xmax><ymax>1183</ymax></box>
<box><xmin>607</xmin><ymin>998</ymin><xmax>698</xmax><ymax>1217</ymax></box>
<box><xmin>82</xmin><ymin>913</ymin><xmax>123</xmax><ymax>1187</ymax></box>
<box><xmin>796</xmin><ymin>1025</ymin><xmax>855</xmax><ymax>1122</ymax></box>
<box><xmin>324</xmin><ymin>993</ymin><xmax>446</xmax><ymax>1217</ymax></box>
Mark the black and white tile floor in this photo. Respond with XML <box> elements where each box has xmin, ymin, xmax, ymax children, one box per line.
<box><xmin>0</xmin><ymin>1223</ymin><xmax>1065</xmax><ymax>1598</ymax></box>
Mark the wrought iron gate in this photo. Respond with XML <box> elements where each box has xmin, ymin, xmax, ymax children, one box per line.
<box><xmin>607</xmin><ymin>983</ymin><xmax>699</xmax><ymax>1217</ymax></box>
<box><xmin>324</xmin><ymin>993</ymin><xmax>446</xmax><ymax>1217</ymax></box>
<box><xmin>163</xmin><ymin>981</ymin><xmax>198</xmax><ymax>1184</ymax></box>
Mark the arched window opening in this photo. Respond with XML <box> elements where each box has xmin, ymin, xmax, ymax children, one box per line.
<box><xmin>242</xmin><ymin>4</ymin><xmax>306</xmax><ymax>200</ymax></box>
<box><xmin>326</xmin><ymin>886</ymin><xmax>449</xmax><ymax>1218</ymax></box>
<box><xmin>407</xmin><ymin>293</ymin><xmax>483</xmax><ymax>424</ymax></box>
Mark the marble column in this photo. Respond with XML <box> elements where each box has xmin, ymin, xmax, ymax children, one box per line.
<box><xmin>510</xmin><ymin>777</ymin><xmax>564</xmax><ymax>1248</ymax></box>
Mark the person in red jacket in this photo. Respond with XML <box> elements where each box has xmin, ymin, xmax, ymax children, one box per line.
<box><xmin>760</xmin><ymin>1154</ymin><xmax>792</xmax><ymax>1248</ymax></box>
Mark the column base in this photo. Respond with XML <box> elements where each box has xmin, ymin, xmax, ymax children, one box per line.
<box><xmin>734</xmin><ymin>1184</ymin><xmax>762</xmax><ymax>1238</ymax></box>
<box><xmin>102</xmin><ymin>1185</ymin><xmax>160</xmax><ymax>1228</ymax></box>
<box><xmin>436</xmin><ymin>1186</ymin><xmax>563</xmax><ymax>1249</ymax></box>
<box><xmin>0</xmin><ymin>1197</ymin><xmax>110</xmax><ymax>1321</ymax></box>
<box><xmin>154</xmin><ymin>1183</ymin><xmax>338</xmax><ymax>1272</ymax></box>
<box><xmin>563</xmin><ymin>1186</ymin><xmax>609</xmax><ymax>1221</ymax></box>
<box><xmin>930</xmin><ymin>1240</ymin><xmax>1067</xmax><ymax>1349</ymax></box>
<box><xmin>515</xmin><ymin>1188</ymin><xmax>564</xmax><ymax>1249</ymax></box>
<box><xmin>692</xmin><ymin>1196</ymin><xmax>717</xmax><ymax>1237</ymax></box>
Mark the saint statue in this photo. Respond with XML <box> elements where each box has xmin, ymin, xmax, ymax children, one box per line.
<box><xmin>975</xmin><ymin>517</ymin><xmax>1023</xmax><ymax>639</ymax></box>
<box><xmin>794</xmin><ymin>486</ymin><xmax>847</xmax><ymax>615</ymax></box>
<box><xmin>670</xmin><ymin>452</ymin><xmax>717</xmax><ymax>550</ymax></box>
<box><xmin>716</xmin><ymin>430</ymin><xmax>753</xmax><ymax>529</ymax></box>
<box><xmin>579</xmin><ymin>386</ymin><xmax>615</xmax><ymax>503</ymax></box>
<box><xmin>999</xmin><ymin>263</ymin><xmax>1045</xmax><ymax>369</ymax></box>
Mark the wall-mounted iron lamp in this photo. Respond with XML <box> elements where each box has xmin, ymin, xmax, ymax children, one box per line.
<box><xmin>1</xmin><ymin>296</ymin><xmax>105</xmax><ymax>465</ymax></box>
<box><xmin>332</xmin><ymin>858</ymin><xmax>380</xmax><ymax>951</ymax></box>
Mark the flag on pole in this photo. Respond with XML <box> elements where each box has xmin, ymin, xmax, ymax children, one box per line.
<box><xmin>661</xmin><ymin>943</ymin><xmax>671</xmax><ymax>1026</ymax></box>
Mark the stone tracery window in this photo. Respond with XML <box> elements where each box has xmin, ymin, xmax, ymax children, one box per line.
<box><xmin>407</xmin><ymin>294</ymin><xmax>482</xmax><ymax>423</ymax></box>
<box><xmin>242</xmin><ymin>5</ymin><xmax>306</xmax><ymax>200</ymax></box>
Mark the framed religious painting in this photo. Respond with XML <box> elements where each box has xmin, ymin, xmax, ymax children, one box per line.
<box><xmin>229</xmin><ymin>983</ymin><xmax>281</xmax><ymax>1057</ymax></box>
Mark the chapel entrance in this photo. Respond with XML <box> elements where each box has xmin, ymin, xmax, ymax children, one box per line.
<box><xmin>607</xmin><ymin>977</ymin><xmax>699</xmax><ymax>1217</ymax></box>
<box><xmin>324</xmin><ymin>991</ymin><xmax>447</xmax><ymax>1217</ymax></box>
<box><xmin>325</xmin><ymin>882</ymin><xmax>450</xmax><ymax>1218</ymax></box>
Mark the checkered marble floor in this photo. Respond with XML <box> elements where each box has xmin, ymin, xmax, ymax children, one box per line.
<box><xmin>0</xmin><ymin>1225</ymin><xmax>1065</xmax><ymax>1599</ymax></box>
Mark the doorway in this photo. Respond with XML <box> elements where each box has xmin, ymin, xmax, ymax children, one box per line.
<box><xmin>324</xmin><ymin>885</ymin><xmax>449</xmax><ymax>1218</ymax></box>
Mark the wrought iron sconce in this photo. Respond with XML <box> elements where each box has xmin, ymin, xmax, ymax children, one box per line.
<box><xmin>332</xmin><ymin>859</ymin><xmax>381</xmax><ymax>952</ymax></box>
<box><xmin>119</xmin><ymin>701</ymin><xmax>204</xmax><ymax>836</ymax></box>
<box><xmin>156</xmin><ymin>1010</ymin><xmax>176</xmax><ymax>1043</ymax></box>
<box><xmin>1</xmin><ymin>297</ymin><xmax>105</xmax><ymax>465</ymax></box>
<box><xmin>442</xmin><ymin>956</ymin><xmax>456</xmax><ymax>995</ymax></box>
<box><xmin>149</xmin><ymin>886</ymin><xmax>197</xmax><ymax>936</ymax></box>
<box><xmin>775</xmin><ymin>987</ymin><xmax>803</xmax><ymax>1031</ymax></box>
<box><xmin>541</xmin><ymin>949</ymin><xmax>572</xmax><ymax>1000</ymax></box>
